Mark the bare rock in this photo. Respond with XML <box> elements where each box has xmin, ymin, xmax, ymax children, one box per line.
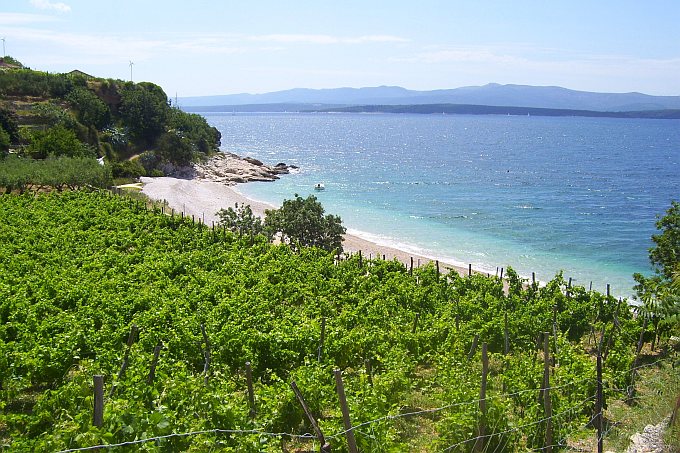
<box><xmin>192</xmin><ymin>153</ymin><xmax>294</xmax><ymax>185</ymax></box>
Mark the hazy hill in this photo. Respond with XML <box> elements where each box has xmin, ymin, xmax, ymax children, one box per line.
<box><xmin>179</xmin><ymin>83</ymin><xmax>680</xmax><ymax>112</ymax></box>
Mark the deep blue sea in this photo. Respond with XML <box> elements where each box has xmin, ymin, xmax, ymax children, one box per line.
<box><xmin>202</xmin><ymin>112</ymin><xmax>680</xmax><ymax>298</ymax></box>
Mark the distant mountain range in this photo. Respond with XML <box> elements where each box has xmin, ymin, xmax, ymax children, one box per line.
<box><xmin>179</xmin><ymin>83</ymin><xmax>680</xmax><ymax>112</ymax></box>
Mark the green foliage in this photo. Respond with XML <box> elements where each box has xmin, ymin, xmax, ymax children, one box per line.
<box><xmin>111</xmin><ymin>159</ymin><xmax>146</xmax><ymax>178</ymax></box>
<box><xmin>119</xmin><ymin>82</ymin><xmax>169</xmax><ymax>146</ymax></box>
<box><xmin>25</xmin><ymin>125</ymin><xmax>95</xmax><ymax>159</ymax></box>
<box><xmin>155</xmin><ymin>130</ymin><xmax>194</xmax><ymax>165</ymax></box>
<box><xmin>66</xmin><ymin>87</ymin><xmax>111</xmax><ymax>129</ymax></box>
<box><xmin>167</xmin><ymin>108</ymin><xmax>221</xmax><ymax>155</ymax></box>
<box><xmin>0</xmin><ymin>191</ymin><xmax>652</xmax><ymax>451</ymax></box>
<box><xmin>650</xmin><ymin>201</ymin><xmax>680</xmax><ymax>280</ymax></box>
<box><xmin>217</xmin><ymin>203</ymin><xmax>266</xmax><ymax>238</ymax></box>
<box><xmin>32</xmin><ymin>102</ymin><xmax>78</xmax><ymax>129</ymax></box>
<box><xmin>0</xmin><ymin>156</ymin><xmax>112</xmax><ymax>191</ymax></box>
<box><xmin>0</xmin><ymin>68</ymin><xmax>74</xmax><ymax>97</ymax></box>
<box><xmin>634</xmin><ymin>201</ymin><xmax>680</xmax><ymax>334</ymax></box>
<box><xmin>1</xmin><ymin>56</ymin><xmax>23</xmax><ymax>67</ymax></box>
<box><xmin>264</xmin><ymin>194</ymin><xmax>346</xmax><ymax>253</ymax></box>
<box><xmin>0</xmin><ymin>104</ymin><xmax>20</xmax><ymax>143</ymax></box>
<box><xmin>0</xmin><ymin>126</ymin><xmax>9</xmax><ymax>154</ymax></box>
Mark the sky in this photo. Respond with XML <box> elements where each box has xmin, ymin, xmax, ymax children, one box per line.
<box><xmin>1</xmin><ymin>0</ymin><xmax>679</xmax><ymax>97</ymax></box>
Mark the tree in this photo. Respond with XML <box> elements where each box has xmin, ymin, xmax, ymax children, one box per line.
<box><xmin>0</xmin><ymin>105</ymin><xmax>20</xmax><ymax>143</ymax></box>
<box><xmin>217</xmin><ymin>203</ymin><xmax>266</xmax><ymax>238</ymax></box>
<box><xmin>634</xmin><ymin>200</ymin><xmax>680</xmax><ymax>335</ymax></box>
<box><xmin>66</xmin><ymin>87</ymin><xmax>110</xmax><ymax>129</ymax></box>
<box><xmin>26</xmin><ymin>125</ymin><xmax>95</xmax><ymax>159</ymax></box>
<box><xmin>650</xmin><ymin>201</ymin><xmax>680</xmax><ymax>280</ymax></box>
<box><xmin>156</xmin><ymin>131</ymin><xmax>194</xmax><ymax>165</ymax></box>
<box><xmin>0</xmin><ymin>126</ymin><xmax>10</xmax><ymax>155</ymax></box>
<box><xmin>264</xmin><ymin>194</ymin><xmax>346</xmax><ymax>253</ymax></box>
<box><xmin>167</xmin><ymin>108</ymin><xmax>221</xmax><ymax>155</ymax></box>
<box><xmin>119</xmin><ymin>82</ymin><xmax>169</xmax><ymax>146</ymax></box>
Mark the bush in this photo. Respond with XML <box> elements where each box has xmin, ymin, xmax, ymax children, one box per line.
<box><xmin>111</xmin><ymin>159</ymin><xmax>146</xmax><ymax>178</ymax></box>
<box><xmin>26</xmin><ymin>125</ymin><xmax>96</xmax><ymax>159</ymax></box>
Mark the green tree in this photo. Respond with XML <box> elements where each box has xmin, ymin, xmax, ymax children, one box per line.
<box><xmin>634</xmin><ymin>201</ymin><xmax>680</xmax><ymax>335</ymax></box>
<box><xmin>0</xmin><ymin>126</ymin><xmax>10</xmax><ymax>155</ymax></box>
<box><xmin>217</xmin><ymin>203</ymin><xmax>266</xmax><ymax>238</ymax></box>
<box><xmin>66</xmin><ymin>87</ymin><xmax>110</xmax><ymax>129</ymax></box>
<box><xmin>167</xmin><ymin>108</ymin><xmax>221</xmax><ymax>155</ymax></box>
<box><xmin>0</xmin><ymin>104</ymin><xmax>20</xmax><ymax>143</ymax></box>
<box><xmin>26</xmin><ymin>125</ymin><xmax>95</xmax><ymax>159</ymax></box>
<box><xmin>156</xmin><ymin>131</ymin><xmax>194</xmax><ymax>165</ymax></box>
<box><xmin>264</xmin><ymin>194</ymin><xmax>346</xmax><ymax>253</ymax></box>
<box><xmin>119</xmin><ymin>82</ymin><xmax>169</xmax><ymax>146</ymax></box>
<box><xmin>650</xmin><ymin>201</ymin><xmax>680</xmax><ymax>280</ymax></box>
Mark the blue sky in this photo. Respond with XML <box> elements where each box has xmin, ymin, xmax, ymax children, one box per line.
<box><xmin>1</xmin><ymin>0</ymin><xmax>679</xmax><ymax>97</ymax></box>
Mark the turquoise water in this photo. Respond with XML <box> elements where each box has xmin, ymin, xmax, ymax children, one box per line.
<box><xmin>202</xmin><ymin>112</ymin><xmax>680</xmax><ymax>297</ymax></box>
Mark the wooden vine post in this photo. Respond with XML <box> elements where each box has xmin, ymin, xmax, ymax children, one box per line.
<box><xmin>468</xmin><ymin>334</ymin><xmax>479</xmax><ymax>359</ymax></box>
<box><xmin>596</xmin><ymin>352</ymin><xmax>604</xmax><ymax>453</ymax></box>
<box><xmin>147</xmin><ymin>341</ymin><xmax>163</xmax><ymax>385</ymax></box>
<box><xmin>110</xmin><ymin>324</ymin><xmax>138</xmax><ymax>397</ymax></box>
<box><xmin>474</xmin><ymin>343</ymin><xmax>489</xmax><ymax>452</ymax></box>
<box><xmin>504</xmin><ymin>312</ymin><xmax>510</xmax><ymax>355</ymax></box>
<box><xmin>334</xmin><ymin>369</ymin><xmax>358</xmax><ymax>453</ymax></box>
<box><xmin>201</xmin><ymin>323</ymin><xmax>211</xmax><ymax>385</ymax></box>
<box><xmin>412</xmin><ymin>313</ymin><xmax>420</xmax><ymax>334</ymax></box>
<box><xmin>317</xmin><ymin>317</ymin><xmax>326</xmax><ymax>362</ymax></box>
<box><xmin>290</xmin><ymin>381</ymin><xmax>331</xmax><ymax>453</ymax></box>
<box><xmin>543</xmin><ymin>332</ymin><xmax>553</xmax><ymax>453</ymax></box>
<box><xmin>246</xmin><ymin>361</ymin><xmax>256</xmax><ymax>418</ymax></box>
<box><xmin>93</xmin><ymin>375</ymin><xmax>104</xmax><ymax>428</ymax></box>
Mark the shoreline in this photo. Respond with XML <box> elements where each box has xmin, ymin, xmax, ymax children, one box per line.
<box><xmin>139</xmin><ymin>176</ymin><xmax>476</xmax><ymax>277</ymax></box>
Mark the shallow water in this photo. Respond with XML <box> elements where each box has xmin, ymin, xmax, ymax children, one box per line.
<box><xmin>202</xmin><ymin>112</ymin><xmax>680</xmax><ymax>298</ymax></box>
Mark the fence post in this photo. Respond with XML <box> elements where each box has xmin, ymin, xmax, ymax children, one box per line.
<box><xmin>469</xmin><ymin>263</ymin><xmax>472</xmax><ymax>277</ymax></box>
<box><xmin>543</xmin><ymin>333</ymin><xmax>553</xmax><ymax>453</ymax></box>
<box><xmin>334</xmin><ymin>370</ymin><xmax>359</xmax><ymax>453</ymax></box>
<box><xmin>246</xmin><ymin>361</ymin><xmax>256</xmax><ymax>418</ymax></box>
<box><xmin>596</xmin><ymin>353</ymin><xmax>603</xmax><ymax>453</ymax></box>
<box><xmin>317</xmin><ymin>318</ymin><xmax>326</xmax><ymax>362</ymax></box>
<box><xmin>474</xmin><ymin>343</ymin><xmax>488</xmax><ymax>452</ymax></box>
<box><xmin>290</xmin><ymin>381</ymin><xmax>331</xmax><ymax>453</ymax></box>
<box><xmin>410</xmin><ymin>256</ymin><xmax>413</xmax><ymax>275</ymax></box>
<box><xmin>93</xmin><ymin>375</ymin><xmax>104</xmax><ymax>428</ymax></box>
<box><xmin>436</xmin><ymin>260</ymin><xmax>440</xmax><ymax>280</ymax></box>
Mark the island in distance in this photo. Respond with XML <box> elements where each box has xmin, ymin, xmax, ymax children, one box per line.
<box><xmin>179</xmin><ymin>83</ymin><xmax>680</xmax><ymax>118</ymax></box>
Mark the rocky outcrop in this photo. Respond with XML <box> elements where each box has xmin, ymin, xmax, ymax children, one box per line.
<box><xmin>192</xmin><ymin>152</ymin><xmax>296</xmax><ymax>185</ymax></box>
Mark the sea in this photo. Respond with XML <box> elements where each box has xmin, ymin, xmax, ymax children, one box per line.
<box><xmin>200</xmin><ymin>112</ymin><xmax>680</xmax><ymax>298</ymax></box>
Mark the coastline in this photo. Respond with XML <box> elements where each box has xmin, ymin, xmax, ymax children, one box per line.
<box><xmin>139</xmin><ymin>175</ymin><xmax>474</xmax><ymax>277</ymax></box>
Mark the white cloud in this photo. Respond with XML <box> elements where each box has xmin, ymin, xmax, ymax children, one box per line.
<box><xmin>0</xmin><ymin>12</ymin><xmax>57</xmax><ymax>25</ymax></box>
<box><xmin>30</xmin><ymin>0</ymin><xmax>71</xmax><ymax>13</ymax></box>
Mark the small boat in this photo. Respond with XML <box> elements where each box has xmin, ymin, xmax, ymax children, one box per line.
<box><xmin>314</xmin><ymin>183</ymin><xmax>325</xmax><ymax>191</ymax></box>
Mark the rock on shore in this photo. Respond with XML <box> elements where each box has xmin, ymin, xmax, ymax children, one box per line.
<box><xmin>192</xmin><ymin>152</ymin><xmax>296</xmax><ymax>185</ymax></box>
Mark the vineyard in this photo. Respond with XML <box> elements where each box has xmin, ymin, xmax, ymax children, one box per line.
<box><xmin>0</xmin><ymin>190</ymin><xmax>674</xmax><ymax>451</ymax></box>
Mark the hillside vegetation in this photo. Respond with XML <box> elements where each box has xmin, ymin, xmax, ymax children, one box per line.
<box><xmin>0</xmin><ymin>57</ymin><xmax>221</xmax><ymax>187</ymax></box>
<box><xmin>1</xmin><ymin>190</ymin><xmax>678</xmax><ymax>451</ymax></box>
